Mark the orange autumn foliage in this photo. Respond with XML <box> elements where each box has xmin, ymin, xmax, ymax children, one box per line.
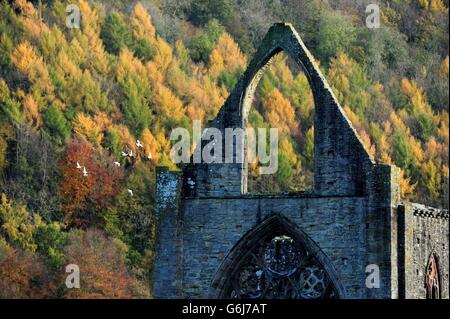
<box><xmin>23</xmin><ymin>94</ymin><xmax>42</xmax><ymax>128</ymax></box>
<box><xmin>59</xmin><ymin>140</ymin><xmax>124</xmax><ymax>227</ymax></box>
<box><xmin>62</xmin><ymin>228</ymin><xmax>150</xmax><ymax>299</ymax></box>
<box><xmin>262</xmin><ymin>89</ymin><xmax>300</xmax><ymax>137</ymax></box>
<box><xmin>0</xmin><ymin>245</ymin><xmax>54</xmax><ymax>298</ymax></box>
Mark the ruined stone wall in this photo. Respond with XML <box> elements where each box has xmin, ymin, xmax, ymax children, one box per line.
<box><xmin>152</xmin><ymin>168</ymin><xmax>182</xmax><ymax>298</ymax></box>
<box><xmin>151</xmin><ymin>22</ymin><xmax>447</xmax><ymax>300</ymax></box>
<box><xmin>365</xmin><ymin>164</ymin><xmax>401</xmax><ymax>299</ymax></box>
<box><xmin>184</xmin><ymin>23</ymin><xmax>375</xmax><ymax>199</ymax></box>
<box><xmin>153</xmin><ymin>176</ymin><xmax>405</xmax><ymax>300</ymax></box>
<box><xmin>179</xmin><ymin>195</ymin><xmax>366</xmax><ymax>299</ymax></box>
<box><xmin>399</xmin><ymin>203</ymin><xmax>449</xmax><ymax>299</ymax></box>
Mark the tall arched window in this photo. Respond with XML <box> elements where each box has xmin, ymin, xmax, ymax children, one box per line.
<box><xmin>426</xmin><ymin>254</ymin><xmax>440</xmax><ymax>299</ymax></box>
<box><xmin>210</xmin><ymin>215</ymin><xmax>344</xmax><ymax>299</ymax></box>
<box><xmin>246</xmin><ymin>51</ymin><xmax>316</xmax><ymax>193</ymax></box>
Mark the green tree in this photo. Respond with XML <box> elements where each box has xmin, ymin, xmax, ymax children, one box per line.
<box><xmin>189</xmin><ymin>0</ymin><xmax>233</xmax><ymax>26</ymax></box>
<box><xmin>416</xmin><ymin>113</ymin><xmax>437</xmax><ymax>142</ymax></box>
<box><xmin>0</xmin><ymin>193</ymin><xmax>39</xmax><ymax>252</ymax></box>
<box><xmin>217</xmin><ymin>67</ymin><xmax>244</xmax><ymax>91</ymax></box>
<box><xmin>34</xmin><ymin>222</ymin><xmax>66</xmax><ymax>270</ymax></box>
<box><xmin>0</xmin><ymin>79</ymin><xmax>22</xmax><ymax>124</ymax></box>
<box><xmin>316</xmin><ymin>11</ymin><xmax>356</xmax><ymax>64</ymax></box>
<box><xmin>303</xmin><ymin>127</ymin><xmax>314</xmax><ymax>171</ymax></box>
<box><xmin>104</xmin><ymin>127</ymin><xmax>123</xmax><ymax>161</ymax></box>
<box><xmin>0</xmin><ymin>33</ymin><xmax>13</xmax><ymax>81</ymax></box>
<box><xmin>120</xmin><ymin>75</ymin><xmax>153</xmax><ymax>137</ymax></box>
<box><xmin>42</xmin><ymin>104</ymin><xmax>70</xmax><ymax>144</ymax></box>
<box><xmin>132</xmin><ymin>39</ymin><xmax>154</xmax><ymax>61</ymax></box>
<box><xmin>106</xmin><ymin>163</ymin><xmax>155</xmax><ymax>254</ymax></box>
<box><xmin>4</xmin><ymin>124</ymin><xmax>61</xmax><ymax>222</ymax></box>
<box><xmin>100</xmin><ymin>13</ymin><xmax>133</xmax><ymax>55</ymax></box>
<box><xmin>103</xmin><ymin>163</ymin><xmax>156</xmax><ymax>282</ymax></box>
<box><xmin>189</xmin><ymin>19</ymin><xmax>225</xmax><ymax>63</ymax></box>
<box><xmin>0</xmin><ymin>2</ymin><xmax>23</xmax><ymax>43</ymax></box>
<box><xmin>276</xmin><ymin>152</ymin><xmax>292</xmax><ymax>185</ymax></box>
<box><xmin>393</xmin><ymin>132</ymin><xmax>414</xmax><ymax>176</ymax></box>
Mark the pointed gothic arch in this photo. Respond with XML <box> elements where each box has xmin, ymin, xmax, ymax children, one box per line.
<box><xmin>425</xmin><ymin>253</ymin><xmax>441</xmax><ymax>299</ymax></box>
<box><xmin>187</xmin><ymin>23</ymin><xmax>374</xmax><ymax>198</ymax></box>
<box><xmin>209</xmin><ymin>214</ymin><xmax>346</xmax><ymax>299</ymax></box>
<box><xmin>214</xmin><ymin>23</ymin><xmax>333</xmax><ymax>128</ymax></box>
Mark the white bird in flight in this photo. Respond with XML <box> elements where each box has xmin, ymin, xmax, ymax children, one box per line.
<box><xmin>121</xmin><ymin>151</ymin><xmax>128</xmax><ymax>157</ymax></box>
<box><xmin>114</xmin><ymin>161</ymin><xmax>121</xmax><ymax>167</ymax></box>
<box><xmin>136</xmin><ymin>140</ymin><xmax>143</xmax><ymax>148</ymax></box>
<box><xmin>76</xmin><ymin>162</ymin><xmax>82</xmax><ymax>169</ymax></box>
<box><xmin>127</xmin><ymin>189</ymin><xmax>133</xmax><ymax>196</ymax></box>
<box><xmin>129</xmin><ymin>150</ymin><xmax>133</xmax><ymax>157</ymax></box>
<box><xmin>147</xmin><ymin>153</ymin><xmax>152</xmax><ymax>160</ymax></box>
<box><xmin>187</xmin><ymin>178</ymin><xmax>195</xmax><ymax>189</ymax></box>
<box><xmin>82</xmin><ymin>167</ymin><xmax>88</xmax><ymax>177</ymax></box>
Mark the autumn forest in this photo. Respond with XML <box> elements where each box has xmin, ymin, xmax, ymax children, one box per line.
<box><xmin>0</xmin><ymin>0</ymin><xmax>448</xmax><ymax>298</ymax></box>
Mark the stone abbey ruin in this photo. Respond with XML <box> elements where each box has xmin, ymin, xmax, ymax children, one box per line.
<box><xmin>152</xmin><ymin>23</ymin><xmax>449</xmax><ymax>299</ymax></box>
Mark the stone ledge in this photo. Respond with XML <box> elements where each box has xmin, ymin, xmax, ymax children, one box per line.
<box><xmin>182</xmin><ymin>192</ymin><xmax>368</xmax><ymax>200</ymax></box>
<box><xmin>406</xmin><ymin>202</ymin><xmax>449</xmax><ymax>219</ymax></box>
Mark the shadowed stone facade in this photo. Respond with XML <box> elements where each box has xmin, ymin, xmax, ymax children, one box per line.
<box><xmin>152</xmin><ymin>23</ymin><xmax>449</xmax><ymax>299</ymax></box>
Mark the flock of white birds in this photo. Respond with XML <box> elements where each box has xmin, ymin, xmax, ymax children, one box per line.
<box><xmin>75</xmin><ymin>139</ymin><xmax>153</xmax><ymax>197</ymax></box>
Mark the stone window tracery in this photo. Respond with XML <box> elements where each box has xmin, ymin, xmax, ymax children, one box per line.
<box><xmin>224</xmin><ymin>234</ymin><xmax>338</xmax><ymax>299</ymax></box>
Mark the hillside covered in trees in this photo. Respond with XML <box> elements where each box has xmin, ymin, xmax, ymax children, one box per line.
<box><xmin>0</xmin><ymin>0</ymin><xmax>448</xmax><ymax>298</ymax></box>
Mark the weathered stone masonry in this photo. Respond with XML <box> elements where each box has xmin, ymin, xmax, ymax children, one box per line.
<box><xmin>153</xmin><ymin>23</ymin><xmax>449</xmax><ymax>299</ymax></box>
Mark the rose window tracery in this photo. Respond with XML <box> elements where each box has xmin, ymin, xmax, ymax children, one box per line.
<box><xmin>225</xmin><ymin>234</ymin><xmax>338</xmax><ymax>299</ymax></box>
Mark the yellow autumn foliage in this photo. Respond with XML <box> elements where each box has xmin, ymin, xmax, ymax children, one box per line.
<box><xmin>77</xmin><ymin>0</ymin><xmax>109</xmax><ymax>75</ymax></box>
<box><xmin>152</xmin><ymin>38</ymin><xmax>174</xmax><ymax>76</ymax></box>
<box><xmin>116</xmin><ymin>49</ymin><xmax>148</xmax><ymax>84</ymax></box>
<box><xmin>359</xmin><ymin>130</ymin><xmax>376</xmax><ymax>159</ymax></box>
<box><xmin>114</xmin><ymin>124</ymin><xmax>136</xmax><ymax>154</ymax></box>
<box><xmin>130</xmin><ymin>2</ymin><xmax>156</xmax><ymax>40</ymax></box>
<box><xmin>15</xmin><ymin>0</ymin><xmax>49</xmax><ymax>40</ymax></box>
<box><xmin>399</xmin><ymin>169</ymin><xmax>417</xmax><ymax>200</ymax></box>
<box><xmin>0</xmin><ymin>193</ymin><xmax>41</xmax><ymax>252</ymax></box>
<box><xmin>73</xmin><ymin>113</ymin><xmax>103</xmax><ymax>147</ymax></box>
<box><xmin>440</xmin><ymin>56</ymin><xmax>449</xmax><ymax>77</ymax></box>
<box><xmin>153</xmin><ymin>83</ymin><xmax>185</xmax><ymax>122</ymax></box>
<box><xmin>262</xmin><ymin>89</ymin><xmax>300</xmax><ymax>137</ymax></box>
<box><xmin>141</xmin><ymin>128</ymin><xmax>160</xmax><ymax>163</ymax></box>
<box><xmin>23</xmin><ymin>94</ymin><xmax>41</xmax><ymax>128</ymax></box>
<box><xmin>11</xmin><ymin>42</ymin><xmax>54</xmax><ymax>96</ymax></box>
<box><xmin>209</xmin><ymin>33</ymin><xmax>247</xmax><ymax>78</ymax></box>
<box><xmin>280</xmin><ymin>138</ymin><xmax>299</xmax><ymax>167</ymax></box>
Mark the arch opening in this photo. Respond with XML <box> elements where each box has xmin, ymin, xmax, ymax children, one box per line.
<box><xmin>426</xmin><ymin>253</ymin><xmax>441</xmax><ymax>299</ymax></box>
<box><xmin>210</xmin><ymin>215</ymin><xmax>344</xmax><ymax>299</ymax></box>
<box><xmin>244</xmin><ymin>50</ymin><xmax>315</xmax><ymax>193</ymax></box>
